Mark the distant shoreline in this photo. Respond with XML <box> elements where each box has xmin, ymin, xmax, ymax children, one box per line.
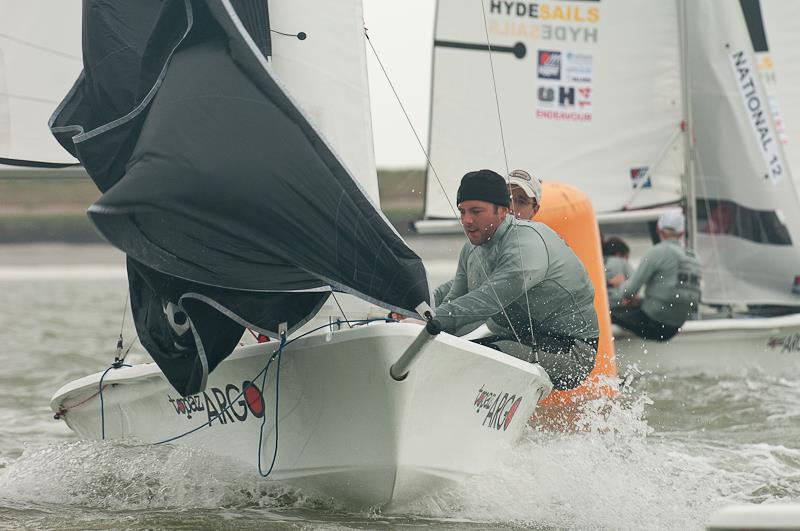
<box><xmin>0</xmin><ymin>168</ymin><xmax>426</xmax><ymax>243</ymax></box>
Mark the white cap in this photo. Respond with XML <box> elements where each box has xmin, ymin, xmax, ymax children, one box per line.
<box><xmin>657</xmin><ymin>208</ymin><xmax>685</xmax><ymax>233</ymax></box>
<box><xmin>508</xmin><ymin>169</ymin><xmax>542</xmax><ymax>204</ymax></box>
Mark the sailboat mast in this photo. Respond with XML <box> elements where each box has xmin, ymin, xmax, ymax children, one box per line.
<box><xmin>677</xmin><ymin>0</ymin><xmax>697</xmax><ymax>251</ymax></box>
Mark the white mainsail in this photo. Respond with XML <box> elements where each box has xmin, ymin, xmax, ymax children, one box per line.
<box><xmin>689</xmin><ymin>0</ymin><xmax>800</xmax><ymax>307</ymax></box>
<box><xmin>0</xmin><ymin>1</ymin><xmax>81</xmax><ymax>165</ymax></box>
<box><xmin>424</xmin><ymin>0</ymin><xmax>684</xmax><ymax>218</ymax></box>
<box><xmin>269</xmin><ymin>1</ymin><xmax>379</xmax><ymax>203</ymax></box>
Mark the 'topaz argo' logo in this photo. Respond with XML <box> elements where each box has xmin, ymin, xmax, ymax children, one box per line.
<box><xmin>474</xmin><ymin>385</ymin><xmax>523</xmax><ymax>431</ymax></box>
<box><xmin>167</xmin><ymin>380</ymin><xmax>265</xmax><ymax>426</ymax></box>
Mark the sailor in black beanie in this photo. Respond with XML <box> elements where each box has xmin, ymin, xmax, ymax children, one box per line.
<box><xmin>432</xmin><ymin>168</ymin><xmax>600</xmax><ymax>391</ymax></box>
<box><xmin>456</xmin><ymin>169</ymin><xmax>510</xmax><ymax>245</ymax></box>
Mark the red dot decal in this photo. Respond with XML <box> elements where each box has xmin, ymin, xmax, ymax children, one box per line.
<box><xmin>503</xmin><ymin>397</ymin><xmax>523</xmax><ymax>430</ymax></box>
<box><xmin>244</xmin><ymin>383</ymin><xmax>265</xmax><ymax>417</ymax></box>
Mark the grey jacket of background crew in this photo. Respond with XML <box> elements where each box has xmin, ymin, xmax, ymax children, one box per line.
<box><xmin>618</xmin><ymin>239</ymin><xmax>702</xmax><ymax>326</ymax></box>
<box><xmin>605</xmin><ymin>255</ymin><xmax>633</xmax><ymax>307</ymax></box>
<box><xmin>435</xmin><ymin>216</ymin><xmax>599</xmax><ymax>342</ymax></box>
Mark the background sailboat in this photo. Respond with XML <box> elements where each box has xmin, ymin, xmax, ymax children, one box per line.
<box><xmin>0</xmin><ymin>0</ymin><xmax>82</xmax><ymax>177</ymax></box>
<box><xmin>421</xmin><ymin>0</ymin><xmax>800</xmax><ymax>374</ymax></box>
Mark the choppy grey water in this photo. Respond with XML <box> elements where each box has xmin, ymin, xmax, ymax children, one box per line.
<box><xmin>1</xmin><ymin>243</ymin><xmax>799</xmax><ymax>530</ymax></box>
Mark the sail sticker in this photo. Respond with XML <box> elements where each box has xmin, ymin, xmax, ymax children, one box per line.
<box><xmin>486</xmin><ymin>1</ymin><xmax>600</xmax><ymax>23</ymax></box>
<box><xmin>473</xmin><ymin>385</ymin><xmax>524</xmax><ymax>431</ymax></box>
<box><xmin>754</xmin><ymin>52</ymin><xmax>789</xmax><ymax>145</ymax></box>
<box><xmin>564</xmin><ymin>51</ymin><xmax>593</xmax><ymax>83</ymax></box>
<box><xmin>630</xmin><ymin>167</ymin><xmax>652</xmax><ymax>189</ymax></box>
<box><xmin>729</xmin><ymin>50</ymin><xmax>785</xmax><ymax>183</ymax></box>
<box><xmin>538</xmin><ymin>50</ymin><xmax>562</xmax><ymax>79</ymax></box>
<box><xmin>536</xmin><ymin>49</ymin><xmax>593</xmax><ymax>122</ymax></box>
<box><xmin>486</xmin><ymin>1</ymin><xmax>601</xmax><ymax>44</ymax></box>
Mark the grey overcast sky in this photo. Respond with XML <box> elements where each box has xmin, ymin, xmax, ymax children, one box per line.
<box><xmin>363</xmin><ymin>0</ymin><xmax>436</xmax><ymax>169</ymax></box>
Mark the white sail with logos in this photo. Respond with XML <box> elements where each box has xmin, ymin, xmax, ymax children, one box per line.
<box><xmin>0</xmin><ymin>1</ymin><xmax>82</xmax><ymax>166</ymax></box>
<box><xmin>269</xmin><ymin>0</ymin><xmax>379</xmax><ymax>203</ymax></box>
<box><xmin>688</xmin><ymin>0</ymin><xmax>800</xmax><ymax>307</ymax></box>
<box><xmin>424</xmin><ymin>0</ymin><xmax>684</xmax><ymax>219</ymax></box>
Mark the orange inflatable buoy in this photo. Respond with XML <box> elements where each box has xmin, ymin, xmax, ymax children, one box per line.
<box><xmin>531</xmin><ymin>182</ymin><xmax>618</xmax><ymax>425</ymax></box>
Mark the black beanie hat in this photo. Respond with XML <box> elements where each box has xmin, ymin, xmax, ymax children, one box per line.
<box><xmin>457</xmin><ymin>169</ymin><xmax>510</xmax><ymax>207</ymax></box>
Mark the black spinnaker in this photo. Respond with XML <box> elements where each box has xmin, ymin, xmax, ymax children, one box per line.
<box><xmin>51</xmin><ymin>0</ymin><xmax>430</xmax><ymax>396</ymax></box>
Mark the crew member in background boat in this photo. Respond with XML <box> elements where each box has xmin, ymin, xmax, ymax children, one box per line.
<box><xmin>433</xmin><ymin>169</ymin><xmax>599</xmax><ymax>391</ymax></box>
<box><xmin>608</xmin><ymin>209</ymin><xmax>701</xmax><ymax>341</ymax></box>
<box><xmin>602</xmin><ymin>236</ymin><xmax>633</xmax><ymax>308</ymax></box>
<box><xmin>433</xmin><ymin>169</ymin><xmax>542</xmax><ymax>306</ymax></box>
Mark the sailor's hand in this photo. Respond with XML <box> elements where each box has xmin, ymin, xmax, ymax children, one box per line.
<box><xmin>622</xmin><ymin>296</ymin><xmax>641</xmax><ymax>307</ymax></box>
<box><xmin>608</xmin><ymin>274</ymin><xmax>625</xmax><ymax>287</ymax></box>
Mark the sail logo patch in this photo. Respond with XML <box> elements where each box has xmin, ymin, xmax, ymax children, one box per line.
<box><xmin>630</xmin><ymin>167</ymin><xmax>652</xmax><ymax>189</ymax></box>
<box><xmin>536</xmin><ymin>49</ymin><xmax>593</xmax><ymax>122</ymax></box>
<box><xmin>167</xmin><ymin>380</ymin><xmax>265</xmax><ymax>425</ymax></box>
<box><xmin>565</xmin><ymin>52</ymin><xmax>593</xmax><ymax>83</ymax></box>
<box><xmin>538</xmin><ymin>50</ymin><xmax>562</xmax><ymax>79</ymax></box>
<box><xmin>474</xmin><ymin>385</ymin><xmax>524</xmax><ymax>431</ymax></box>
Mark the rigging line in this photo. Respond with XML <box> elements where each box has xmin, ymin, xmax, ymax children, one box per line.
<box><xmin>330</xmin><ymin>292</ymin><xmax>353</xmax><ymax>328</ymax></box>
<box><xmin>478</xmin><ymin>0</ymin><xmax>536</xmax><ymax>356</ymax></box>
<box><xmin>118</xmin><ymin>291</ymin><xmax>130</xmax><ymax>338</ymax></box>
<box><xmin>0</xmin><ymin>33</ymin><xmax>82</xmax><ymax>61</ymax></box>
<box><xmin>114</xmin><ymin>291</ymin><xmax>130</xmax><ymax>364</ymax></box>
<box><xmin>99</xmin><ymin>364</ymin><xmax>132</xmax><ymax>440</ymax></box>
<box><xmin>365</xmin><ymin>30</ymin><xmax>525</xmax><ymax>346</ymax></box>
<box><xmin>365</xmin><ymin>33</ymin><xmax>456</xmax><ymax>219</ymax></box>
<box><xmin>257</xmin><ymin>333</ymin><xmax>285</xmax><ymax>477</ymax></box>
<box><xmin>478</xmin><ymin>0</ymin><xmax>510</xmax><ymax>177</ymax></box>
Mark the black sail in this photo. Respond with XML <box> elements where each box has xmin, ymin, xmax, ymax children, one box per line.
<box><xmin>51</xmin><ymin>0</ymin><xmax>430</xmax><ymax>396</ymax></box>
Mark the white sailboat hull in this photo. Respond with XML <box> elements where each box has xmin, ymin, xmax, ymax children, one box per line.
<box><xmin>614</xmin><ymin>313</ymin><xmax>800</xmax><ymax>375</ymax></box>
<box><xmin>50</xmin><ymin>322</ymin><xmax>551</xmax><ymax>508</ymax></box>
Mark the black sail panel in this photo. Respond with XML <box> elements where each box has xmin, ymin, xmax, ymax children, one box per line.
<box><xmin>51</xmin><ymin>1</ymin><xmax>430</xmax><ymax>395</ymax></box>
<box><xmin>128</xmin><ymin>258</ymin><xmax>327</xmax><ymax>396</ymax></box>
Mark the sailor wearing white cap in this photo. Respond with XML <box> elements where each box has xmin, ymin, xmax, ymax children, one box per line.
<box><xmin>609</xmin><ymin>209</ymin><xmax>702</xmax><ymax>341</ymax></box>
<box><xmin>507</xmin><ymin>169</ymin><xmax>542</xmax><ymax>220</ymax></box>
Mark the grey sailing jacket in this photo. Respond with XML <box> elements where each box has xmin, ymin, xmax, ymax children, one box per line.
<box><xmin>618</xmin><ymin>239</ymin><xmax>701</xmax><ymax>326</ymax></box>
<box><xmin>605</xmin><ymin>255</ymin><xmax>633</xmax><ymax>307</ymax></box>
<box><xmin>435</xmin><ymin>216</ymin><xmax>599</xmax><ymax>342</ymax></box>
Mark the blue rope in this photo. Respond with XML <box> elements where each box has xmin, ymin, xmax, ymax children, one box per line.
<box><xmin>99</xmin><ymin>363</ymin><xmax>132</xmax><ymax>440</ymax></box>
<box><xmin>257</xmin><ymin>332</ymin><xmax>285</xmax><ymax>477</ymax></box>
